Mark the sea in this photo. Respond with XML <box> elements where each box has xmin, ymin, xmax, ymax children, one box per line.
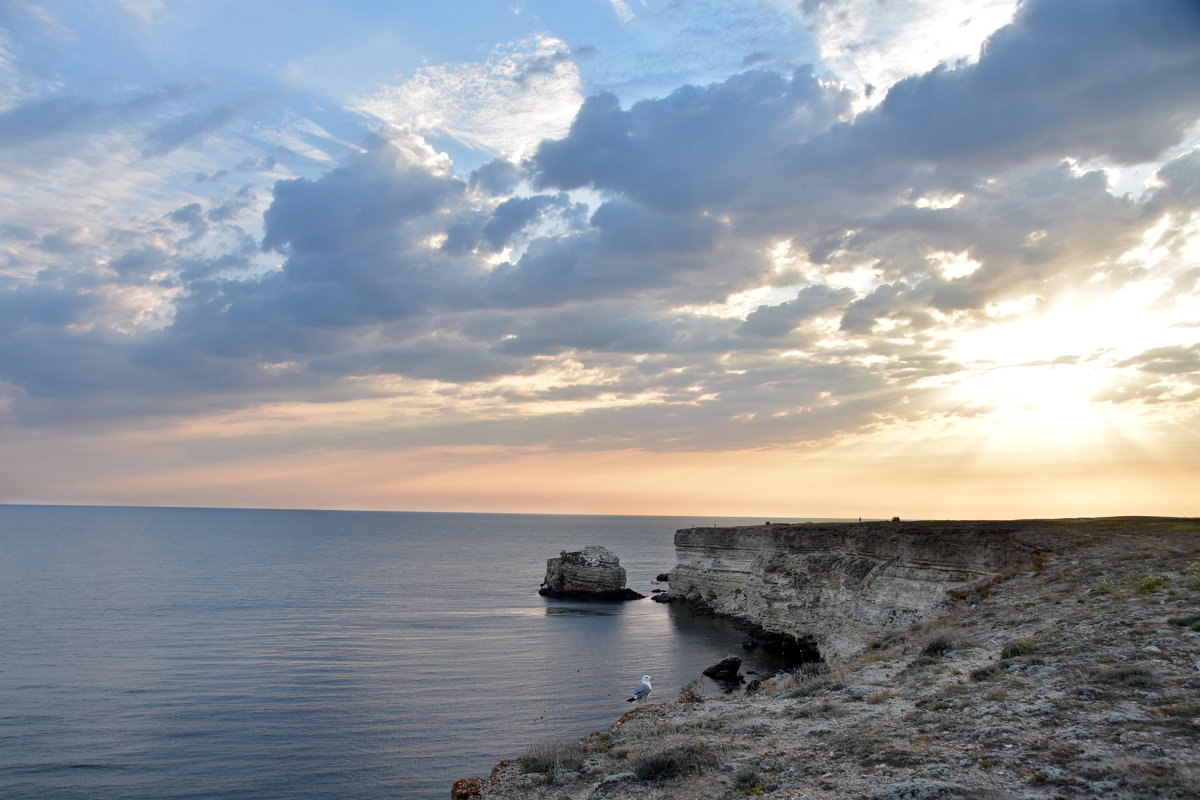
<box><xmin>0</xmin><ymin>505</ymin><xmax>826</xmax><ymax>800</ymax></box>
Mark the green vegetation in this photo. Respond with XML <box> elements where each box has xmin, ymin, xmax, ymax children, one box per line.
<box><xmin>630</xmin><ymin>742</ymin><xmax>716</xmax><ymax>781</ymax></box>
<box><xmin>1136</xmin><ymin>575</ymin><xmax>1172</xmax><ymax>595</ymax></box>
<box><xmin>1167</xmin><ymin>613</ymin><xmax>1200</xmax><ymax>631</ymax></box>
<box><xmin>970</xmin><ymin>665</ymin><xmax>999</xmax><ymax>681</ymax></box>
<box><xmin>921</xmin><ymin>636</ymin><xmax>955</xmax><ymax>658</ymax></box>
<box><xmin>1000</xmin><ymin>638</ymin><xmax>1039</xmax><ymax>659</ymax></box>
<box><xmin>1093</xmin><ymin>665</ymin><xmax>1159</xmax><ymax>688</ymax></box>
<box><xmin>517</xmin><ymin>739</ymin><xmax>586</xmax><ymax>779</ymax></box>
<box><xmin>732</xmin><ymin>765</ymin><xmax>763</xmax><ymax>794</ymax></box>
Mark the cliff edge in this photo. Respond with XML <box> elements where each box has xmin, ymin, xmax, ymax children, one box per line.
<box><xmin>668</xmin><ymin>520</ymin><xmax>1042</xmax><ymax>659</ymax></box>
<box><xmin>459</xmin><ymin>517</ymin><xmax>1200</xmax><ymax>800</ymax></box>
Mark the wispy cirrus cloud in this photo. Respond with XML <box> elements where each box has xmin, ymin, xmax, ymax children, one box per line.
<box><xmin>353</xmin><ymin>36</ymin><xmax>583</xmax><ymax>161</ymax></box>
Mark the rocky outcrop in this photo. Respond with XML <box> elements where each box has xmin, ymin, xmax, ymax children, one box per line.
<box><xmin>538</xmin><ymin>545</ymin><xmax>645</xmax><ymax>600</ymax></box>
<box><xmin>456</xmin><ymin>518</ymin><xmax>1200</xmax><ymax>800</ymax></box>
<box><xmin>701</xmin><ymin>656</ymin><xmax>743</xmax><ymax>682</ymax></box>
<box><xmin>667</xmin><ymin>520</ymin><xmax>1041</xmax><ymax>658</ymax></box>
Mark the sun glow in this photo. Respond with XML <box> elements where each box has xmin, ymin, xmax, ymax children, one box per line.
<box><xmin>948</xmin><ymin>362</ymin><xmax>1113</xmax><ymax>433</ymax></box>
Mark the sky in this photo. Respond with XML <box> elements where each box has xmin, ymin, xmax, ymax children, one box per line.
<box><xmin>1</xmin><ymin>0</ymin><xmax>1198</xmax><ymax>519</ymax></box>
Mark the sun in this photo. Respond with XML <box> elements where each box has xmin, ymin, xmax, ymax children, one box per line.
<box><xmin>950</xmin><ymin>362</ymin><xmax>1111</xmax><ymax>435</ymax></box>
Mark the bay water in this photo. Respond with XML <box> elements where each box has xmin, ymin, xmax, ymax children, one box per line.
<box><xmin>0</xmin><ymin>505</ymin><xmax>821</xmax><ymax>799</ymax></box>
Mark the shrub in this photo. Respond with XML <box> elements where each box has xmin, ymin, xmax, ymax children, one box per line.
<box><xmin>1136</xmin><ymin>576</ymin><xmax>1171</xmax><ymax>595</ymax></box>
<box><xmin>970</xmin><ymin>665</ymin><xmax>999</xmax><ymax>681</ymax></box>
<box><xmin>518</xmin><ymin>739</ymin><xmax>586</xmax><ymax>776</ymax></box>
<box><xmin>631</xmin><ymin>743</ymin><xmax>716</xmax><ymax>781</ymax></box>
<box><xmin>922</xmin><ymin>637</ymin><xmax>955</xmax><ymax>658</ymax></box>
<box><xmin>1167</xmin><ymin>613</ymin><xmax>1200</xmax><ymax>631</ymax></box>
<box><xmin>795</xmin><ymin>661</ymin><xmax>831</xmax><ymax>678</ymax></box>
<box><xmin>677</xmin><ymin>678</ymin><xmax>705</xmax><ymax>704</ymax></box>
<box><xmin>1000</xmin><ymin>638</ymin><xmax>1039</xmax><ymax>659</ymax></box>
<box><xmin>1093</xmin><ymin>665</ymin><xmax>1159</xmax><ymax>688</ymax></box>
<box><xmin>733</xmin><ymin>765</ymin><xmax>762</xmax><ymax>792</ymax></box>
<box><xmin>1169</xmin><ymin>700</ymin><xmax>1200</xmax><ymax>719</ymax></box>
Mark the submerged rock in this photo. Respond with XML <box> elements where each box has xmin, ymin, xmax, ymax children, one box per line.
<box><xmin>538</xmin><ymin>545</ymin><xmax>644</xmax><ymax>600</ymax></box>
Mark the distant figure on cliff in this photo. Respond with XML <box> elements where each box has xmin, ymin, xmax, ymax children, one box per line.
<box><xmin>627</xmin><ymin>675</ymin><xmax>652</xmax><ymax>702</ymax></box>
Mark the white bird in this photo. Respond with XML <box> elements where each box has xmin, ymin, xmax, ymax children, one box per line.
<box><xmin>627</xmin><ymin>675</ymin><xmax>653</xmax><ymax>702</ymax></box>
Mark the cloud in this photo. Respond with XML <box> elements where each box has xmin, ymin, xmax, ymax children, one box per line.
<box><xmin>800</xmin><ymin>0</ymin><xmax>1019</xmax><ymax>101</ymax></box>
<box><xmin>479</xmin><ymin>193</ymin><xmax>581</xmax><ymax>251</ymax></box>
<box><xmin>536</xmin><ymin>0</ymin><xmax>1200</xmax><ymax>225</ymax></box>
<box><xmin>739</xmin><ymin>284</ymin><xmax>855</xmax><ymax>337</ymax></box>
<box><xmin>141</xmin><ymin>94</ymin><xmax>264</xmax><ymax>157</ymax></box>
<box><xmin>353</xmin><ymin>35</ymin><xmax>583</xmax><ymax>160</ymax></box>
<box><xmin>0</xmin><ymin>84</ymin><xmax>200</xmax><ymax>156</ymax></box>
<box><xmin>533</xmin><ymin>67</ymin><xmax>853</xmax><ymax>213</ymax></box>
<box><xmin>840</xmin><ymin>0</ymin><xmax>1200</xmax><ymax>168</ymax></box>
<box><xmin>0</xmin><ymin>0</ymin><xmax>1197</xmax><ymax>467</ymax></box>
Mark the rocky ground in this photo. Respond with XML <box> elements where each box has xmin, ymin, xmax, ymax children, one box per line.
<box><xmin>454</xmin><ymin>518</ymin><xmax>1200</xmax><ymax>800</ymax></box>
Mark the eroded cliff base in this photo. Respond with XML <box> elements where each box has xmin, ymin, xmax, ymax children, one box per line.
<box><xmin>462</xmin><ymin>517</ymin><xmax>1200</xmax><ymax>800</ymax></box>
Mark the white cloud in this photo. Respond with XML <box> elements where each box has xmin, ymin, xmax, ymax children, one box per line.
<box><xmin>803</xmin><ymin>0</ymin><xmax>1018</xmax><ymax>103</ymax></box>
<box><xmin>608</xmin><ymin>0</ymin><xmax>637</xmax><ymax>25</ymax></box>
<box><xmin>353</xmin><ymin>35</ymin><xmax>583</xmax><ymax>162</ymax></box>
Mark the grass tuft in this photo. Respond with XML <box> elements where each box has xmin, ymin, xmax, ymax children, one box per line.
<box><xmin>1000</xmin><ymin>638</ymin><xmax>1039</xmax><ymax>659</ymax></box>
<box><xmin>517</xmin><ymin>739</ymin><xmax>586</xmax><ymax>778</ymax></box>
<box><xmin>921</xmin><ymin>636</ymin><xmax>955</xmax><ymax>658</ymax></box>
<box><xmin>1167</xmin><ymin>613</ymin><xmax>1200</xmax><ymax>631</ymax></box>
<box><xmin>1093</xmin><ymin>665</ymin><xmax>1159</xmax><ymax>688</ymax></box>
<box><xmin>969</xmin><ymin>665</ymin><xmax>999</xmax><ymax>682</ymax></box>
<box><xmin>630</xmin><ymin>743</ymin><xmax>716</xmax><ymax>781</ymax></box>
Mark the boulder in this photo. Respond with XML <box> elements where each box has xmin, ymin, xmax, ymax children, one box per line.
<box><xmin>703</xmin><ymin>655</ymin><xmax>744</xmax><ymax>682</ymax></box>
<box><xmin>538</xmin><ymin>545</ymin><xmax>645</xmax><ymax>600</ymax></box>
<box><xmin>450</xmin><ymin>776</ymin><xmax>485</xmax><ymax>798</ymax></box>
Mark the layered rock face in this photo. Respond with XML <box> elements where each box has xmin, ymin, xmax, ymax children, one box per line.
<box><xmin>538</xmin><ymin>545</ymin><xmax>644</xmax><ymax>600</ymax></box>
<box><xmin>668</xmin><ymin>521</ymin><xmax>1040</xmax><ymax>658</ymax></box>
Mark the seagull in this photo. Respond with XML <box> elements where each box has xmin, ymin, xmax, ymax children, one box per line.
<box><xmin>627</xmin><ymin>675</ymin><xmax>653</xmax><ymax>702</ymax></box>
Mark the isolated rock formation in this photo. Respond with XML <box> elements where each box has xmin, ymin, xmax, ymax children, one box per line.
<box><xmin>668</xmin><ymin>520</ymin><xmax>1039</xmax><ymax>658</ymax></box>
<box><xmin>702</xmin><ymin>656</ymin><xmax>743</xmax><ymax>682</ymax></box>
<box><xmin>538</xmin><ymin>545</ymin><xmax>644</xmax><ymax>600</ymax></box>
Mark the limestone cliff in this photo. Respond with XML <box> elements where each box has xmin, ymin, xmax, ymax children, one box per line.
<box><xmin>667</xmin><ymin>520</ymin><xmax>1040</xmax><ymax>658</ymax></box>
<box><xmin>539</xmin><ymin>545</ymin><xmax>644</xmax><ymax>600</ymax></box>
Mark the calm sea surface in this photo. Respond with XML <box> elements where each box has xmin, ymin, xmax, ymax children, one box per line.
<box><xmin>0</xmin><ymin>505</ymin><xmax>820</xmax><ymax>799</ymax></box>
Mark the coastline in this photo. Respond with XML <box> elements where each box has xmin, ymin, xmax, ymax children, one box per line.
<box><xmin>456</xmin><ymin>517</ymin><xmax>1200</xmax><ymax>799</ymax></box>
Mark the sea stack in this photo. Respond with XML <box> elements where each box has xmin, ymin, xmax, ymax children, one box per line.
<box><xmin>538</xmin><ymin>545</ymin><xmax>645</xmax><ymax>600</ymax></box>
